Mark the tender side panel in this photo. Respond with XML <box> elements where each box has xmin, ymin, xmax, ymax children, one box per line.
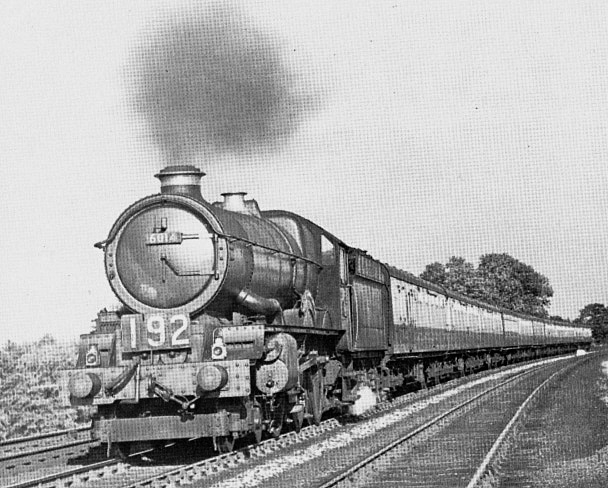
<box><xmin>350</xmin><ymin>254</ymin><xmax>391</xmax><ymax>351</ymax></box>
<box><xmin>352</xmin><ymin>280</ymin><xmax>387</xmax><ymax>350</ymax></box>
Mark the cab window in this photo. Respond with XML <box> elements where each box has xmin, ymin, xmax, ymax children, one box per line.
<box><xmin>339</xmin><ymin>249</ymin><xmax>349</xmax><ymax>284</ymax></box>
<box><xmin>321</xmin><ymin>235</ymin><xmax>335</xmax><ymax>266</ymax></box>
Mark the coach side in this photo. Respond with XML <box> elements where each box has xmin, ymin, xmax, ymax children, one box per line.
<box><xmin>388</xmin><ymin>268</ymin><xmax>506</xmax><ymax>354</ymax></box>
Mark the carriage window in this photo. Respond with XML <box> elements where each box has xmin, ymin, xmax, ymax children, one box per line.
<box><xmin>321</xmin><ymin>235</ymin><xmax>335</xmax><ymax>266</ymax></box>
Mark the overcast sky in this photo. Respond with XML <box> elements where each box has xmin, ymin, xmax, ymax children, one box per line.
<box><xmin>1</xmin><ymin>0</ymin><xmax>607</xmax><ymax>343</ymax></box>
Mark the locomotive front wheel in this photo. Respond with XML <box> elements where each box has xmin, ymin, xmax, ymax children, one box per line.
<box><xmin>252</xmin><ymin>404</ymin><xmax>263</xmax><ymax>444</ymax></box>
<box><xmin>291</xmin><ymin>408</ymin><xmax>304</xmax><ymax>433</ymax></box>
<box><xmin>114</xmin><ymin>442</ymin><xmax>131</xmax><ymax>460</ymax></box>
<box><xmin>268</xmin><ymin>418</ymin><xmax>283</xmax><ymax>438</ymax></box>
<box><xmin>268</xmin><ymin>397</ymin><xmax>287</xmax><ymax>438</ymax></box>
<box><xmin>306</xmin><ymin>368</ymin><xmax>324</xmax><ymax>426</ymax></box>
<box><xmin>113</xmin><ymin>441</ymin><xmax>161</xmax><ymax>460</ymax></box>
<box><xmin>268</xmin><ymin>409</ymin><xmax>284</xmax><ymax>438</ymax></box>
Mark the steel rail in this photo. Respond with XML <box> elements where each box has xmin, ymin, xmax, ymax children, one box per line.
<box><xmin>317</xmin><ymin>365</ymin><xmax>545</xmax><ymax>488</ymax></box>
<box><xmin>3</xmin><ymin>442</ymin><xmax>163</xmax><ymax>488</ymax></box>
<box><xmin>4</xmin><ymin>357</ymin><xmax>580</xmax><ymax>488</ymax></box>
<box><xmin>0</xmin><ymin>426</ymin><xmax>96</xmax><ymax>469</ymax></box>
<box><xmin>465</xmin><ymin>357</ymin><xmax>586</xmax><ymax>488</ymax></box>
<box><xmin>6</xmin><ymin>421</ymin><xmax>339</xmax><ymax>488</ymax></box>
<box><xmin>125</xmin><ymin>420</ymin><xmax>341</xmax><ymax>488</ymax></box>
<box><xmin>0</xmin><ymin>438</ymin><xmax>98</xmax><ymax>464</ymax></box>
<box><xmin>4</xmin><ymin>458</ymin><xmax>120</xmax><ymax>488</ymax></box>
<box><xmin>0</xmin><ymin>426</ymin><xmax>91</xmax><ymax>448</ymax></box>
<box><xmin>123</xmin><ymin>356</ymin><xmax>580</xmax><ymax>488</ymax></box>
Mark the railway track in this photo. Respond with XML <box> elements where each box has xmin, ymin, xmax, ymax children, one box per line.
<box><xmin>3</xmin><ymin>354</ymin><xmax>586</xmax><ymax>488</ymax></box>
<box><xmin>0</xmin><ymin>426</ymin><xmax>100</xmax><ymax>484</ymax></box>
<box><xmin>464</xmin><ymin>368</ymin><xmax>562</xmax><ymax>488</ymax></box>
<box><xmin>317</xmin><ymin>354</ymin><xmax>590</xmax><ymax>488</ymax></box>
<box><xmin>3</xmin><ymin>440</ymin><xmax>195</xmax><ymax>488</ymax></box>
<box><xmin>3</xmin><ymin>421</ymin><xmax>341</xmax><ymax>488</ymax></box>
<box><xmin>0</xmin><ymin>426</ymin><xmax>92</xmax><ymax>459</ymax></box>
<box><xmin>177</xmin><ymin>354</ymin><xmax>584</xmax><ymax>488</ymax></box>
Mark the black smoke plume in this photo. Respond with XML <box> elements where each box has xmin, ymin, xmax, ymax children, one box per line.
<box><xmin>126</xmin><ymin>5</ymin><xmax>317</xmax><ymax>162</ymax></box>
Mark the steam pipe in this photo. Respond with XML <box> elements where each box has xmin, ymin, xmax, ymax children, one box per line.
<box><xmin>104</xmin><ymin>357</ymin><xmax>141</xmax><ymax>396</ymax></box>
<box><xmin>235</xmin><ymin>288</ymin><xmax>281</xmax><ymax>317</ymax></box>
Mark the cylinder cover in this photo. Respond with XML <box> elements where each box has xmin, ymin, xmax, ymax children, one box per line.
<box><xmin>256</xmin><ymin>333</ymin><xmax>299</xmax><ymax>395</ymax></box>
<box><xmin>256</xmin><ymin>361</ymin><xmax>290</xmax><ymax>395</ymax></box>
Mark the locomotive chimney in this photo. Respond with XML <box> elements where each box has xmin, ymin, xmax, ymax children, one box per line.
<box><xmin>155</xmin><ymin>165</ymin><xmax>205</xmax><ymax>200</ymax></box>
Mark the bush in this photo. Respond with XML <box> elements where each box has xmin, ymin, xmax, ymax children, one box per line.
<box><xmin>0</xmin><ymin>336</ymin><xmax>83</xmax><ymax>440</ymax></box>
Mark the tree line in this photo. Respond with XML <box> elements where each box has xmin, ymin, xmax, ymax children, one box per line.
<box><xmin>420</xmin><ymin>253</ymin><xmax>607</xmax><ymax>342</ymax></box>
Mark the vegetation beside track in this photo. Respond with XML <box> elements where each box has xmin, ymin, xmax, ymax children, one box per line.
<box><xmin>0</xmin><ymin>336</ymin><xmax>88</xmax><ymax>440</ymax></box>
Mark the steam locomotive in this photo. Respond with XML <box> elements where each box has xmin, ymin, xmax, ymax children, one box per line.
<box><xmin>61</xmin><ymin>165</ymin><xmax>592</xmax><ymax>454</ymax></box>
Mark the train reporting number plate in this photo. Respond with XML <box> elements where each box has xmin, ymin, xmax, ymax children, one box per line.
<box><xmin>146</xmin><ymin>232</ymin><xmax>183</xmax><ymax>245</ymax></box>
<box><xmin>121</xmin><ymin>314</ymin><xmax>190</xmax><ymax>351</ymax></box>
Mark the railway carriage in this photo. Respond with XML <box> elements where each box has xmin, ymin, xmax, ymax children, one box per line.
<box><xmin>387</xmin><ymin>268</ymin><xmax>591</xmax><ymax>382</ymax></box>
<box><xmin>60</xmin><ymin>165</ymin><xmax>592</xmax><ymax>454</ymax></box>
